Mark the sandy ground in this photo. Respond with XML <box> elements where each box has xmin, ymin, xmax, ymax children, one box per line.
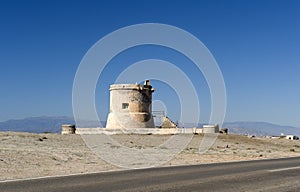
<box><xmin>1</xmin><ymin>132</ymin><xmax>300</xmax><ymax>181</ymax></box>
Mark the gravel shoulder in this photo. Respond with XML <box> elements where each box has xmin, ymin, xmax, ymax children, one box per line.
<box><xmin>1</xmin><ymin>132</ymin><xmax>299</xmax><ymax>181</ymax></box>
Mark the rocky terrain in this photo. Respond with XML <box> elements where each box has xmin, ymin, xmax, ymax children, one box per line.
<box><xmin>1</xmin><ymin>132</ymin><xmax>299</xmax><ymax>181</ymax></box>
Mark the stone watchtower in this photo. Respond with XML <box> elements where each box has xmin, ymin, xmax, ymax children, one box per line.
<box><xmin>106</xmin><ymin>80</ymin><xmax>155</xmax><ymax>129</ymax></box>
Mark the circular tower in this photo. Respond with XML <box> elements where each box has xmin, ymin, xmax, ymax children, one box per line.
<box><xmin>106</xmin><ymin>80</ymin><xmax>155</xmax><ymax>129</ymax></box>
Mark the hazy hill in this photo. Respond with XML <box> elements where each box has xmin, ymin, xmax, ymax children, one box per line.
<box><xmin>223</xmin><ymin>121</ymin><xmax>300</xmax><ymax>136</ymax></box>
<box><xmin>0</xmin><ymin>116</ymin><xmax>75</xmax><ymax>133</ymax></box>
<box><xmin>0</xmin><ymin>116</ymin><xmax>299</xmax><ymax>136</ymax></box>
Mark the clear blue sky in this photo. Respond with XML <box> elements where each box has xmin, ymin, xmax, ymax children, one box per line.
<box><xmin>0</xmin><ymin>0</ymin><xmax>300</xmax><ymax>127</ymax></box>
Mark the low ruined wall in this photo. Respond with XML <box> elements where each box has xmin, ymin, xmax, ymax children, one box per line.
<box><xmin>76</xmin><ymin>128</ymin><xmax>184</xmax><ymax>135</ymax></box>
<box><xmin>75</xmin><ymin>127</ymin><xmax>209</xmax><ymax>135</ymax></box>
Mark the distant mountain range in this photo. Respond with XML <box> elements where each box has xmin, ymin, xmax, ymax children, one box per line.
<box><xmin>223</xmin><ymin>121</ymin><xmax>300</xmax><ymax>136</ymax></box>
<box><xmin>0</xmin><ymin>116</ymin><xmax>75</xmax><ymax>133</ymax></box>
<box><xmin>0</xmin><ymin>116</ymin><xmax>299</xmax><ymax>136</ymax></box>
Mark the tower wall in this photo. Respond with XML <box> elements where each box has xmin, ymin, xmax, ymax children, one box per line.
<box><xmin>106</xmin><ymin>80</ymin><xmax>155</xmax><ymax>129</ymax></box>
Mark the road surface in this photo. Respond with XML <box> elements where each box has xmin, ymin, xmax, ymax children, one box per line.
<box><xmin>1</xmin><ymin>157</ymin><xmax>300</xmax><ymax>192</ymax></box>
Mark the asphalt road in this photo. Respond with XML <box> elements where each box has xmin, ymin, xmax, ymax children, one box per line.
<box><xmin>1</xmin><ymin>157</ymin><xmax>300</xmax><ymax>192</ymax></box>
